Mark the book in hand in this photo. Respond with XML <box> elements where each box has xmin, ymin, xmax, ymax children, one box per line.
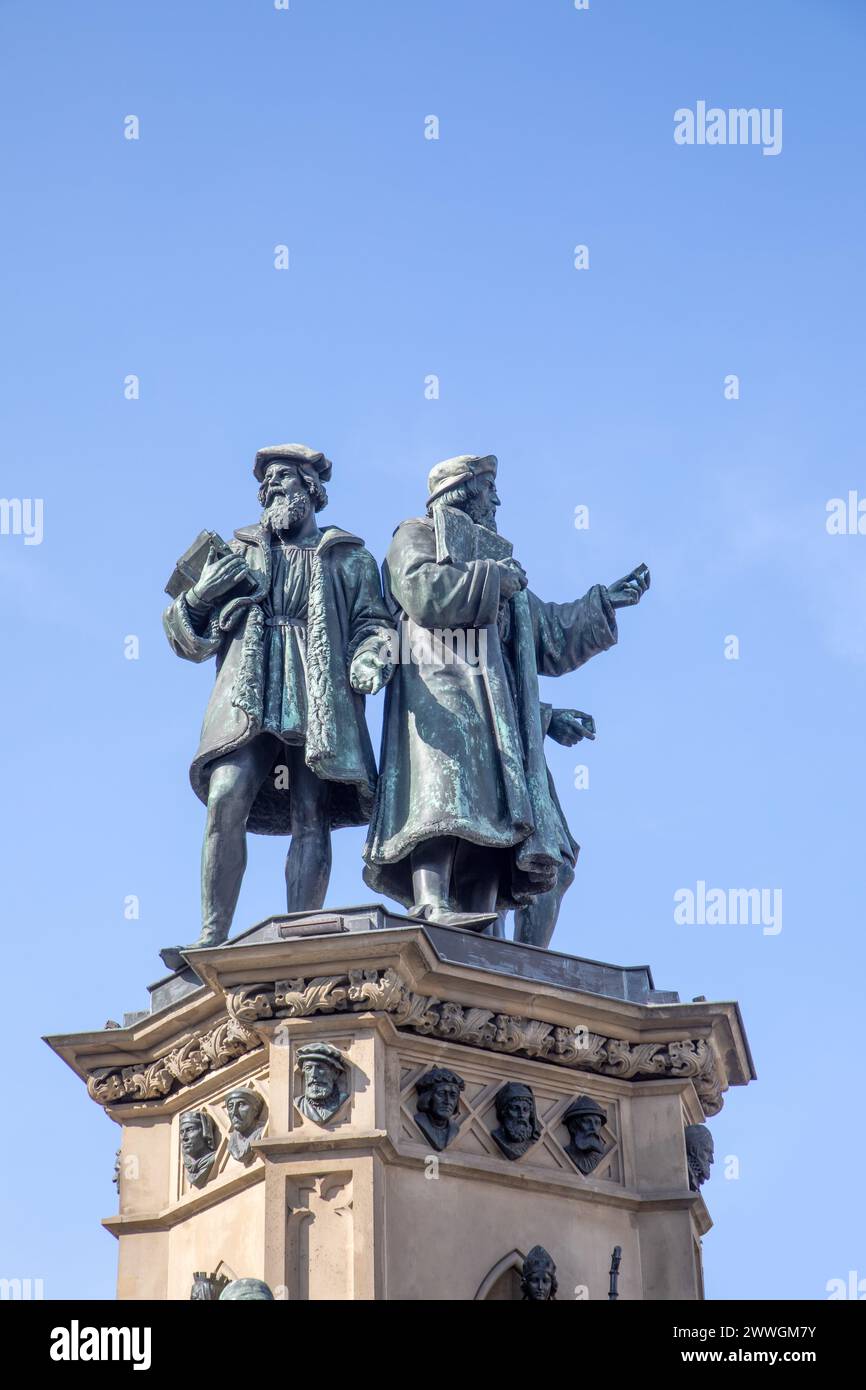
<box><xmin>433</xmin><ymin>505</ymin><xmax>515</xmax><ymax>564</ymax></box>
<box><xmin>164</xmin><ymin>530</ymin><xmax>234</xmax><ymax>599</ymax></box>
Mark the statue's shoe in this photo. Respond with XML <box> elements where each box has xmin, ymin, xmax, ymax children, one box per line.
<box><xmin>408</xmin><ymin>904</ymin><xmax>497</xmax><ymax>930</ymax></box>
<box><xmin>159</xmin><ymin>933</ymin><xmax>227</xmax><ymax>974</ymax></box>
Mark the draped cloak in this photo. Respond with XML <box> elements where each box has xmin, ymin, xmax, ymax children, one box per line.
<box><xmin>163</xmin><ymin>523</ymin><xmax>395</xmax><ymax>834</ymax></box>
<box><xmin>362</xmin><ymin>516</ymin><xmax>618</xmax><ymax>909</ymax></box>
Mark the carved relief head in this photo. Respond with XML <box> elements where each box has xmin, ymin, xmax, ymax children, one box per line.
<box><xmin>296</xmin><ymin>1042</ymin><xmax>350</xmax><ymax>1125</ymax></box>
<box><xmin>492</xmin><ymin>1082</ymin><xmax>541</xmax><ymax>1161</ymax></box>
<box><xmin>223</xmin><ymin>1087</ymin><xmax>266</xmax><ymax>1164</ymax></box>
<box><xmin>520</xmin><ymin>1246</ymin><xmax>558</xmax><ymax>1301</ymax></box>
<box><xmin>180</xmin><ymin>1109</ymin><xmax>218</xmax><ymax>1188</ymax></box>
<box><xmin>562</xmin><ymin>1094</ymin><xmax>609</xmax><ymax>1176</ymax></box>
<box><xmin>685</xmin><ymin>1123</ymin><xmax>714</xmax><ymax>1190</ymax></box>
<box><xmin>414</xmin><ymin>1067</ymin><xmax>465</xmax><ymax>1151</ymax></box>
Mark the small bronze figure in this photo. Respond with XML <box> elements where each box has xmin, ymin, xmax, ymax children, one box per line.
<box><xmin>521</xmin><ymin>1246</ymin><xmax>558</xmax><ymax>1301</ymax></box>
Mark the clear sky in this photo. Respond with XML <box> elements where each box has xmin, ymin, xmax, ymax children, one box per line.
<box><xmin>1</xmin><ymin>0</ymin><xmax>864</xmax><ymax>1301</ymax></box>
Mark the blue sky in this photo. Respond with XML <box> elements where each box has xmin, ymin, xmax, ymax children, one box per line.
<box><xmin>1</xmin><ymin>0</ymin><xmax>864</xmax><ymax>1300</ymax></box>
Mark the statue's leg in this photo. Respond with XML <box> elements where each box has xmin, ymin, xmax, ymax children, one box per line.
<box><xmin>285</xmin><ymin>746</ymin><xmax>332</xmax><ymax>912</ymax></box>
<box><xmin>409</xmin><ymin>836</ymin><xmax>458</xmax><ymax>918</ymax></box>
<box><xmin>512</xmin><ymin>858</ymin><xmax>575</xmax><ymax>949</ymax></box>
<box><xmin>201</xmin><ymin>738</ymin><xmax>277</xmax><ymax>944</ymax></box>
<box><xmin>455</xmin><ymin>841</ymin><xmax>501</xmax><ymax>915</ymax></box>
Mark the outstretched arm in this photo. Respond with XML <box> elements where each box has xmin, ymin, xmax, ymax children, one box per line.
<box><xmin>530</xmin><ymin>564</ymin><xmax>649</xmax><ymax>677</ymax></box>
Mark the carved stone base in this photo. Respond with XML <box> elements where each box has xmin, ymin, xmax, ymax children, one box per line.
<box><xmin>45</xmin><ymin>907</ymin><xmax>754</xmax><ymax>1301</ymax></box>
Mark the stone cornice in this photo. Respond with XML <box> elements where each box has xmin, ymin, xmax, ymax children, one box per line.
<box><xmin>84</xmin><ymin>1014</ymin><xmax>262</xmax><ymax>1106</ymax></box>
<box><xmin>46</xmin><ymin>925</ymin><xmax>752</xmax><ymax>1119</ymax></box>
<box><xmin>225</xmin><ymin>966</ymin><xmax>726</xmax><ymax>1114</ymax></box>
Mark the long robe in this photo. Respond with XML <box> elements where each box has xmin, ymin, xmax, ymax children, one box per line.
<box><xmin>362</xmin><ymin>516</ymin><xmax>618</xmax><ymax>908</ymax></box>
<box><xmin>163</xmin><ymin>523</ymin><xmax>394</xmax><ymax>833</ymax></box>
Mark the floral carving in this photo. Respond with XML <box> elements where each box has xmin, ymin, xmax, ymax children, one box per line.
<box><xmin>223</xmin><ymin>968</ymin><xmax>725</xmax><ymax>1114</ymax></box>
<box><xmin>86</xmin><ymin>1017</ymin><xmax>260</xmax><ymax>1108</ymax></box>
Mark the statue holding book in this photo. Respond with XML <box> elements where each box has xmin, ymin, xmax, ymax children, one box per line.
<box><xmin>160</xmin><ymin>444</ymin><xmax>395</xmax><ymax>969</ymax></box>
<box><xmin>361</xmin><ymin>454</ymin><xmax>650</xmax><ymax>944</ymax></box>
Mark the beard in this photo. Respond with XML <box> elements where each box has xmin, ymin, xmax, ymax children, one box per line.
<box><xmin>505</xmin><ymin>1117</ymin><xmax>535</xmax><ymax>1143</ymax></box>
<box><xmin>307</xmin><ymin>1082</ymin><xmax>333</xmax><ymax>1101</ymax></box>
<box><xmin>465</xmin><ymin>496</ymin><xmax>498</xmax><ymax>530</ymax></box>
<box><xmin>262</xmin><ymin>492</ymin><xmax>310</xmax><ymax>536</ymax></box>
<box><xmin>574</xmin><ymin>1132</ymin><xmax>605</xmax><ymax>1154</ymax></box>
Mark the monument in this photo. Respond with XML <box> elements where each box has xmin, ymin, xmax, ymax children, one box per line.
<box><xmin>45</xmin><ymin>444</ymin><xmax>754</xmax><ymax>1301</ymax></box>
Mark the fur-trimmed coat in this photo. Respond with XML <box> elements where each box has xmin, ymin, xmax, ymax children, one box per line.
<box><xmin>163</xmin><ymin>523</ymin><xmax>394</xmax><ymax>833</ymax></box>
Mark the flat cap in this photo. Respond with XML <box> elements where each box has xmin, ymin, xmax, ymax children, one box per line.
<box><xmin>254</xmin><ymin>443</ymin><xmax>333</xmax><ymax>484</ymax></box>
<box><xmin>562</xmin><ymin>1094</ymin><xmax>607</xmax><ymax>1124</ymax></box>
<box><xmin>297</xmin><ymin>1041</ymin><xmax>346</xmax><ymax>1070</ymax></box>
<box><xmin>427</xmin><ymin>453</ymin><xmax>497</xmax><ymax>504</ymax></box>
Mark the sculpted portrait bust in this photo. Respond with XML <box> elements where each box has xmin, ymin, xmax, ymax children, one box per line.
<box><xmin>295</xmin><ymin>1042</ymin><xmax>350</xmax><ymax>1125</ymax></box>
<box><xmin>179</xmin><ymin>1109</ymin><xmax>218</xmax><ymax>1188</ymax></box>
<box><xmin>685</xmin><ymin>1123</ymin><xmax>715</xmax><ymax>1191</ymax></box>
<box><xmin>223</xmin><ymin>1087</ymin><xmax>266</xmax><ymax>1164</ymax></box>
<box><xmin>491</xmin><ymin>1081</ymin><xmax>541</xmax><ymax>1161</ymax></box>
<box><xmin>521</xmin><ymin>1246</ymin><xmax>558</xmax><ymax>1301</ymax></box>
<box><xmin>562</xmin><ymin>1094</ymin><xmax>609</xmax><ymax>1176</ymax></box>
<box><xmin>414</xmin><ymin>1066</ymin><xmax>465</xmax><ymax>1151</ymax></box>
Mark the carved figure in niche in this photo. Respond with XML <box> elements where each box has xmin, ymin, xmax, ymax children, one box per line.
<box><xmin>562</xmin><ymin>1094</ymin><xmax>609</xmax><ymax>1176</ymax></box>
<box><xmin>521</xmin><ymin>1246</ymin><xmax>558</xmax><ymax>1301</ymax></box>
<box><xmin>296</xmin><ymin>1042</ymin><xmax>350</xmax><ymax>1124</ymax></box>
<box><xmin>491</xmin><ymin>1081</ymin><xmax>541</xmax><ymax>1161</ymax></box>
<box><xmin>414</xmin><ymin>1066</ymin><xmax>465</xmax><ymax>1151</ymax></box>
<box><xmin>180</xmin><ymin>1109</ymin><xmax>218</xmax><ymax>1187</ymax></box>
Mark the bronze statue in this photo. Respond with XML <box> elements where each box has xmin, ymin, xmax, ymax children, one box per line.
<box><xmin>521</xmin><ymin>1246</ymin><xmax>558</xmax><ymax>1301</ymax></box>
<box><xmin>362</xmin><ymin>453</ymin><xmax>649</xmax><ymax>945</ymax></box>
<box><xmin>161</xmin><ymin>444</ymin><xmax>395</xmax><ymax>969</ymax></box>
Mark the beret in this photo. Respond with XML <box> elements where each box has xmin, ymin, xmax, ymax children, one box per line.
<box><xmin>427</xmin><ymin>453</ymin><xmax>497</xmax><ymax>504</ymax></box>
<box><xmin>562</xmin><ymin>1094</ymin><xmax>607</xmax><ymax>1123</ymax></box>
<box><xmin>254</xmin><ymin>443</ymin><xmax>333</xmax><ymax>484</ymax></box>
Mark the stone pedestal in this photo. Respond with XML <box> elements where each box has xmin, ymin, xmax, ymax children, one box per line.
<box><xmin>45</xmin><ymin>907</ymin><xmax>754</xmax><ymax>1301</ymax></box>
